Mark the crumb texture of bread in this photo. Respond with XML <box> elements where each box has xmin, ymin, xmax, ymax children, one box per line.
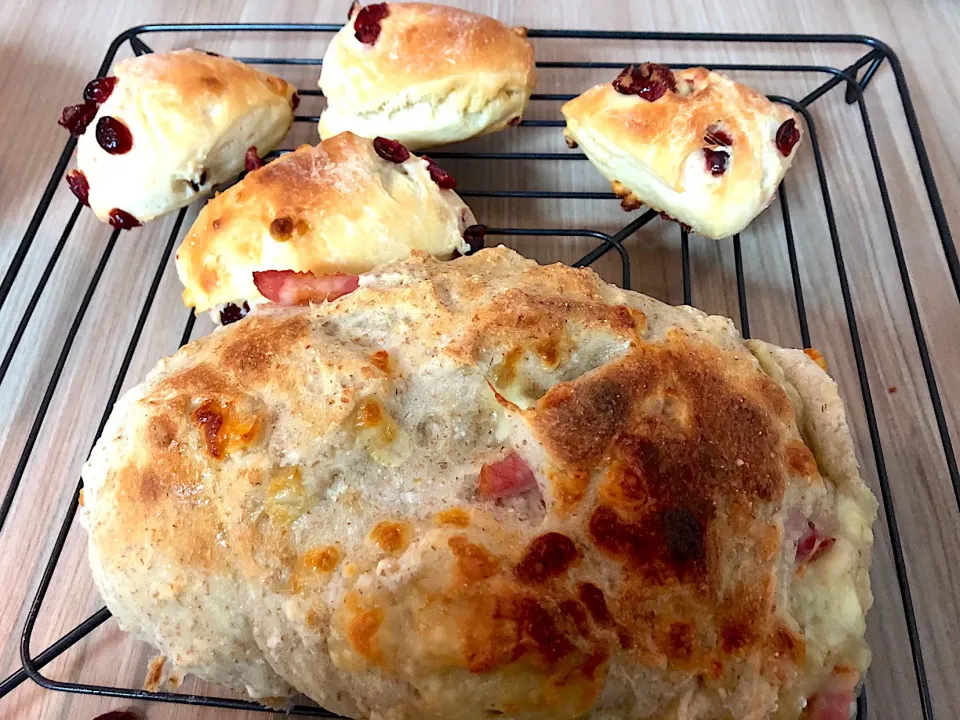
<box><xmin>83</xmin><ymin>247</ymin><xmax>874</xmax><ymax>719</ymax></box>
<box><xmin>77</xmin><ymin>49</ymin><xmax>295</xmax><ymax>225</ymax></box>
<box><xmin>562</xmin><ymin>67</ymin><xmax>801</xmax><ymax>239</ymax></box>
<box><xmin>318</xmin><ymin>3</ymin><xmax>536</xmax><ymax>148</ymax></box>
<box><xmin>175</xmin><ymin>132</ymin><xmax>475</xmax><ymax>314</ymax></box>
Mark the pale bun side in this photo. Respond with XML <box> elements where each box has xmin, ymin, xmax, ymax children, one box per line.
<box><xmin>318</xmin><ymin>3</ymin><xmax>536</xmax><ymax>149</ymax></box>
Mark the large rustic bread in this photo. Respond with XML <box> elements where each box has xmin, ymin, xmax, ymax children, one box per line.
<box><xmin>81</xmin><ymin>247</ymin><xmax>876</xmax><ymax>719</ymax></box>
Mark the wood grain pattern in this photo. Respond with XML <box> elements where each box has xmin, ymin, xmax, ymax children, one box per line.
<box><xmin>0</xmin><ymin>1</ymin><xmax>959</xmax><ymax>718</ymax></box>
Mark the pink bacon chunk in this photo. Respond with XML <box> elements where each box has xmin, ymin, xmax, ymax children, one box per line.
<box><xmin>804</xmin><ymin>667</ymin><xmax>859</xmax><ymax>720</ymax></box>
<box><xmin>477</xmin><ymin>452</ymin><xmax>539</xmax><ymax>500</ymax></box>
<box><xmin>796</xmin><ymin>521</ymin><xmax>836</xmax><ymax>565</ymax></box>
<box><xmin>252</xmin><ymin>270</ymin><xmax>359</xmax><ymax>306</ymax></box>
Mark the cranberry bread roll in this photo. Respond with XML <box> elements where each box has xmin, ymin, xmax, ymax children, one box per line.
<box><xmin>83</xmin><ymin>247</ymin><xmax>876</xmax><ymax>719</ymax></box>
<box><xmin>318</xmin><ymin>3</ymin><xmax>536</xmax><ymax>149</ymax></box>
<box><xmin>562</xmin><ymin>64</ymin><xmax>802</xmax><ymax>239</ymax></box>
<box><xmin>175</xmin><ymin>132</ymin><xmax>479</xmax><ymax>323</ymax></box>
<box><xmin>60</xmin><ymin>49</ymin><xmax>296</xmax><ymax>228</ymax></box>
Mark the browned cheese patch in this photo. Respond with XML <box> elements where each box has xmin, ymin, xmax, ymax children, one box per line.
<box><xmin>339</xmin><ymin>527</ymin><xmax>618</xmax><ymax>715</ymax></box>
<box><xmin>289</xmin><ymin>545</ymin><xmax>342</xmax><ymax>593</ymax></box>
<box><xmin>369</xmin><ymin>521</ymin><xmax>411</xmax><ymax>555</ymax></box>
<box><xmin>577</xmin><ymin>583</ymin><xmax>613</xmax><ymax>627</ymax></box>
<box><xmin>303</xmin><ymin>545</ymin><xmax>341</xmax><ymax>573</ymax></box>
<box><xmin>493</xmin><ymin>346</ymin><xmax>523</xmax><ymax>388</ymax></box>
<box><xmin>515</xmin><ymin>532</ymin><xmax>581</xmax><ymax>584</ymax></box>
<box><xmin>559</xmin><ymin>599</ymin><xmax>591</xmax><ymax>638</ymax></box>
<box><xmin>354</xmin><ymin>397</ymin><xmax>384</xmax><ymax>430</ymax></box>
<box><xmin>786</xmin><ymin>440</ymin><xmax>820</xmax><ymax>479</ymax></box>
<box><xmin>449</xmin><ymin>536</ymin><xmax>500</xmax><ymax>585</ymax></box>
<box><xmin>344</xmin><ymin>591</ymin><xmax>386</xmax><ymax>666</ymax></box>
<box><xmin>143</xmin><ymin>654</ymin><xmax>166</xmax><ymax>692</ymax></box>
<box><xmin>803</xmin><ymin>347</ymin><xmax>828</xmax><ymax>372</ymax></box>
<box><xmin>191</xmin><ymin>399</ymin><xmax>260</xmax><ymax>460</ymax></box>
<box><xmin>453</xmin><ymin>581</ymin><xmax>612</xmax><ymax>717</ymax></box>
<box><xmin>436</xmin><ymin>507</ymin><xmax>471</xmax><ymax>527</ymax></box>
<box><xmin>370</xmin><ymin>349</ymin><xmax>391</xmax><ymax>373</ymax></box>
<box><xmin>548</xmin><ymin>468</ymin><xmax>592</xmax><ymax>513</ymax></box>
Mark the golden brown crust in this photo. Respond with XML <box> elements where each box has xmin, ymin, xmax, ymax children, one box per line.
<box><xmin>525</xmin><ymin>330</ymin><xmax>808</xmax><ymax>681</ymax></box>
<box><xmin>221</xmin><ymin>314</ymin><xmax>311</xmax><ymax>380</ymax></box>
<box><xmin>175</xmin><ymin>132</ymin><xmax>475</xmax><ymax>313</ymax></box>
<box><xmin>143</xmin><ymin>654</ymin><xmax>167</xmax><ymax>692</ymax></box>
<box><xmin>564</xmin><ymin>68</ymin><xmax>790</xmax><ymax>190</ymax></box>
<box><xmin>115</xmin><ymin>49</ymin><xmax>292</xmax><ymax>108</ymax></box>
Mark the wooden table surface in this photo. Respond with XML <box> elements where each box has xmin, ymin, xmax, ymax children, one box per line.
<box><xmin>1</xmin><ymin>0</ymin><xmax>959</xmax><ymax>718</ymax></box>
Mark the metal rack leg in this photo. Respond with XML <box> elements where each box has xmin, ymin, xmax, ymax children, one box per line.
<box><xmin>733</xmin><ymin>234</ymin><xmax>750</xmax><ymax>338</ymax></box>
<box><xmin>129</xmin><ymin>35</ymin><xmax>154</xmax><ymax>56</ymax></box>
<box><xmin>846</xmin><ymin>52</ymin><xmax>885</xmax><ymax>103</ymax></box>
<box><xmin>680</xmin><ymin>229</ymin><xmax>692</xmax><ymax>306</ymax></box>
<box><xmin>0</xmin><ymin>608</ymin><xmax>110</xmax><ymax>699</ymax></box>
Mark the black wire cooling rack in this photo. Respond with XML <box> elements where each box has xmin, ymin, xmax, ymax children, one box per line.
<box><xmin>1</xmin><ymin>21</ymin><xmax>958</xmax><ymax>720</ymax></box>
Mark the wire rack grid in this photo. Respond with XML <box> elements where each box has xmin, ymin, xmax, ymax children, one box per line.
<box><xmin>0</xmin><ymin>21</ymin><xmax>956</xmax><ymax>720</ymax></box>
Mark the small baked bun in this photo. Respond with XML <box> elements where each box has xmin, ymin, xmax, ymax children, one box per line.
<box><xmin>318</xmin><ymin>3</ymin><xmax>536</xmax><ymax>149</ymax></box>
<box><xmin>562</xmin><ymin>64</ymin><xmax>803</xmax><ymax>239</ymax></box>
<box><xmin>175</xmin><ymin>132</ymin><xmax>480</xmax><ymax>322</ymax></box>
<box><xmin>61</xmin><ymin>50</ymin><xmax>296</xmax><ymax>228</ymax></box>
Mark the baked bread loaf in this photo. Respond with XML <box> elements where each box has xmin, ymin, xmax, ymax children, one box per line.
<box><xmin>562</xmin><ymin>64</ymin><xmax>802</xmax><ymax>239</ymax></box>
<box><xmin>83</xmin><ymin>247</ymin><xmax>876</xmax><ymax>719</ymax></box>
<box><xmin>318</xmin><ymin>3</ymin><xmax>536</xmax><ymax>149</ymax></box>
<box><xmin>175</xmin><ymin>132</ymin><xmax>479</xmax><ymax>323</ymax></box>
<box><xmin>61</xmin><ymin>49</ymin><xmax>296</xmax><ymax>228</ymax></box>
